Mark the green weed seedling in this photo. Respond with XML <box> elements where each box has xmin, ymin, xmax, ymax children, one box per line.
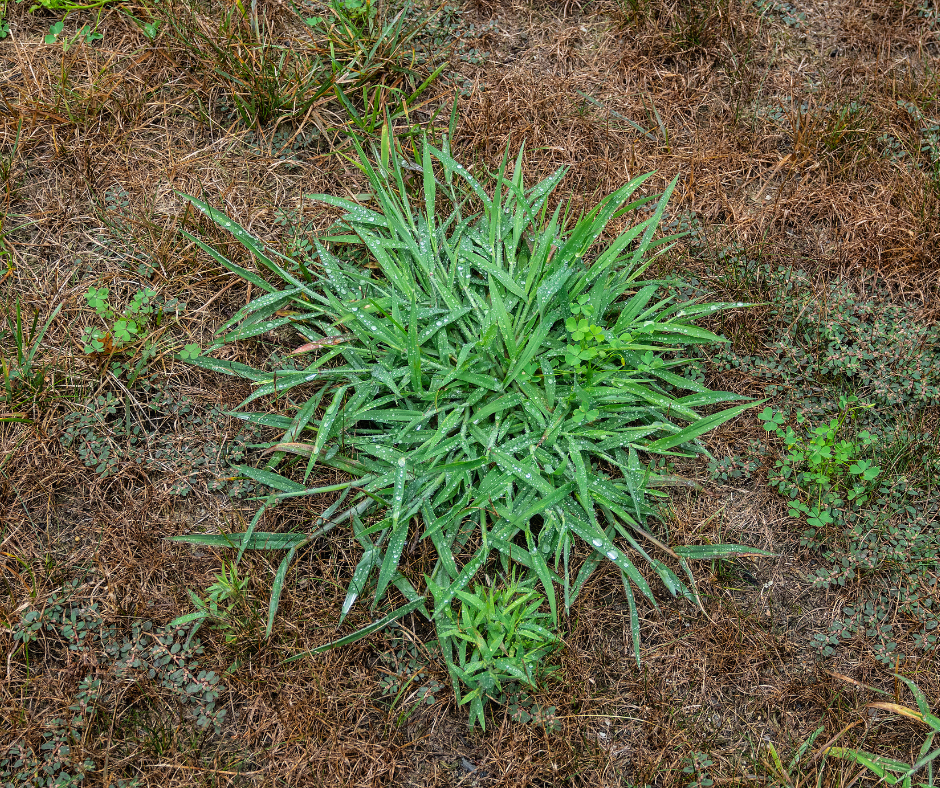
<box><xmin>171</xmin><ymin>560</ymin><xmax>259</xmax><ymax>644</ymax></box>
<box><xmin>304</xmin><ymin>0</ymin><xmax>372</xmax><ymax>27</ymax></box>
<box><xmin>759</xmin><ymin>396</ymin><xmax>881</xmax><ymax>539</ymax></box>
<box><xmin>437</xmin><ymin>576</ymin><xmax>560</xmax><ymax>730</ymax></box>
<box><xmin>753</xmin><ymin>0</ymin><xmax>805</xmax><ymax>27</ymax></box>
<box><xmin>683</xmin><ymin>751</ymin><xmax>716</xmax><ymax>788</ymax></box>
<box><xmin>376</xmin><ymin>629</ymin><xmax>444</xmax><ymax>727</ymax></box>
<box><xmin>79</xmin><ymin>285</ymin><xmax>184</xmax><ymax>382</ymax></box>
<box><xmin>172</xmin><ymin>133</ymin><xmax>770</xmax><ymax>729</ymax></box>
<box><xmin>505</xmin><ymin>689</ymin><xmax>560</xmax><ymax>732</ymax></box>
<box><xmin>762</xmin><ymin>726</ymin><xmax>826</xmax><ymax>786</ymax></box>
<box><xmin>122</xmin><ymin>10</ymin><xmax>159</xmax><ymax>38</ymax></box>
<box><xmin>44</xmin><ymin>19</ymin><xmax>102</xmax><ymax>47</ymax></box>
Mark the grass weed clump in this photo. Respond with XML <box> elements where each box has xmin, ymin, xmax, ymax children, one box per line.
<box><xmin>827</xmin><ymin>674</ymin><xmax>940</xmax><ymax>786</ymax></box>
<box><xmin>154</xmin><ymin>0</ymin><xmax>447</xmax><ymax>129</ymax></box>
<box><xmin>2</xmin><ymin>0</ymin><xmax>940</xmax><ymax>775</ymax></box>
<box><xmin>439</xmin><ymin>575</ymin><xmax>560</xmax><ymax>728</ymax></box>
<box><xmin>173</xmin><ymin>135</ymin><xmax>767</xmax><ymax>726</ymax></box>
<box><xmin>0</xmin><ymin>299</ymin><xmax>61</xmax><ymax>422</ymax></box>
<box><xmin>613</xmin><ymin>0</ymin><xmax>756</xmax><ymax>61</ymax></box>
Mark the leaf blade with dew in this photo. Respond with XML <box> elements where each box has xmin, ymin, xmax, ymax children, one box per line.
<box><xmin>825</xmin><ymin>748</ymin><xmax>913</xmax><ymax>780</ymax></box>
<box><xmin>231</xmin><ymin>464</ymin><xmax>306</xmax><ymax>494</ymax></box>
<box><xmin>621</xmin><ymin>574</ymin><xmax>642</xmax><ymax>666</ymax></box>
<box><xmin>266</xmin><ymin>545</ymin><xmax>298</xmax><ymax>639</ymax></box>
<box><xmin>309</xmin><ymin>385</ymin><xmax>350</xmax><ymax>467</ymax></box>
<box><xmin>284</xmin><ymin>598</ymin><xmax>426</xmax><ymax>662</ymax></box>
<box><xmin>178</xmin><ymin>229</ymin><xmax>276</xmax><ymax>295</ymax></box>
<box><xmin>374</xmin><ymin>458</ymin><xmax>410</xmax><ymax>602</ymax></box>
<box><xmin>178</xmin><ymin>194</ymin><xmax>304</xmax><ymax>286</ymax></box>
<box><xmin>341</xmin><ymin>547</ymin><xmax>379</xmax><ymax>623</ymax></box>
<box><xmin>673</xmin><ymin>544</ymin><xmax>775</xmax><ymax>559</ymax></box>
<box><xmin>646</xmin><ymin>400</ymin><xmax>762</xmax><ymax>453</ymax></box>
<box><xmin>167</xmin><ymin>532</ymin><xmax>309</xmax><ymax>551</ymax></box>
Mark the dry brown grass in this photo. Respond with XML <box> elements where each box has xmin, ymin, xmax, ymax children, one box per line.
<box><xmin>2</xmin><ymin>0</ymin><xmax>940</xmax><ymax>783</ymax></box>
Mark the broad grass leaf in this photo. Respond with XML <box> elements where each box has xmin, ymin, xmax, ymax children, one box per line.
<box><xmin>646</xmin><ymin>400</ymin><xmax>762</xmax><ymax>453</ymax></box>
<box><xmin>267</xmin><ymin>546</ymin><xmax>298</xmax><ymax>638</ymax></box>
<box><xmin>284</xmin><ymin>597</ymin><xmax>426</xmax><ymax>661</ymax></box>
<box><xmin>233</xmin><ymin>464</ymin><xmax>306</xmax><ymax>494</ymax></box>
<box><xmin>168</xmin><ymin>532</ymin><xmax>307</xmax><ymax>550</ymax></box>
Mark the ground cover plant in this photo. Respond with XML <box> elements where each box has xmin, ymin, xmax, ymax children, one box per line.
<box><xmin>172</xmin><ymin>134</ymin><xmax>768</xmax><ymax>728</ymax></box>
<box><xmin>710</xmin><ymin>265</ymin><xmax>940</xmax><ymax>666</ymax></box>
<box><xmin>4</xmin><ymin>580</ymin><xmax>227</xmax><ymax>787</ymax></box>
<box><xmin>4</xmin><ymin>0</ymin><xmax>940</xmax><ymax>782</ymax></box>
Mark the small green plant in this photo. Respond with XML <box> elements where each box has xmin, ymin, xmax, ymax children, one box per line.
<box><xmin>707</xmin><ymin>446</ymin><xmax>760</xmax><ymax>482</ymax></box>
<box><xmin>1</xmin><ymin>299</ymin><xmax>62</xmax><ymax>420</ymax></box>
<box><xmin>827</xmin><ymin>675</ymin><xmax>940</xmax><ymax>787</ymax></box>
<box><xmin>304</xmin><ymin>0</ymin><xmax>372</xmax><ymax>27</ymax></box>
<box><xmin>28</xmin><ymin>0</ymin><xmax>118</xmax><ymax>11</ymax></box>
<box><xmin>44</xmin><ymin>19</ymin><xmax>102</xmax><ymax>47</ymax></box>
<box><xmin>81</xmin><ymin>285</ymin><xmax>150</xmax><ymax>351</ymax></box>
<box><xmin>437</xmin><ymin>576</ymin><xmax>560</xmax><ymax>730</ymax></box>
<box><xmin>752</xmin><ymin>0</ymin><xmax>805</xmax><ymax>27</ymax></box>
<box><xmin>682</xmin><ymin>750</ymin><xmax>716</xmax><ymax>788</ymax></box>
<box><xmin>122</xmin><ymin>10</ymin><xmax>159</xmax><ymax>38</ymax></box>
<box><xmin>376</xmin><ymin>628</ymin><xmax>444</xmax><ymax>726</ymax></box>
<box><xmin>79</xmin><ymin>285</ymin><xmax>184</xmax><ymax>382</ymax></box>
<box><xmin>505</xmin><ymin>689</ymin><xmax>560</xmax><ymax>731</ymax></box>
<box><xmin>563</xmin><ymin>293</ymin><xmax>609</xmax><ymax>370</ymax></box>
<box><xmin>759</xmin><ymin>396</ymin><xmax>882</xmax><ymax>536</ymax></box>
<box><xmin>171</xmin><ymin>560</ymin><xmax>258</xmax><ymax>644</ymax></box>
<box><xmin>761</xmin><ymin>726</ymin><xmax>825</xmax><ymax>786</ymax></box>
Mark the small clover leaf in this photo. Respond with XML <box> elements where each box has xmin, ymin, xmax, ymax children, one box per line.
<box><xmin>44</xmin><ymin>20</ymin><xmax>64</xmax><ymax>43</ymax></box>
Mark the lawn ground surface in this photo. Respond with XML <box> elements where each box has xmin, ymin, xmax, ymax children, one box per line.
<box><xmin>2</xmin><ymin>0</ymin><xmax>940</xmax><ymax>784</ymax></box>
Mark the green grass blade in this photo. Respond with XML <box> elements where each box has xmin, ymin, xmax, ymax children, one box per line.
<box><xmin>233</xmin><ymin>464</ymin><xmax>306</xmax><ymax>494</ymax></box>
<box><xmin>375</xmin><ymin>458</ymin><xmax>409</xmax><ymax>601</ymax></box>
<box><xmin>266</xmin><ymin>545</ymin><xmax>298</xmax><ymax>638</ymax></box>
<box><xmin>621</xmin><ymin>575</ymin><xmax>641</xmax><ymax>666</ymax></box>
<box><xmin>341</xmin><ymin>547</ymin><xmax>379</xmax><ymax>622</ymax></box>
<box><xmin>284</xmin><ymin>597</ymin><xmax>426</xmax><ymax>662</ymax></box>
<box><xmin>673</xmin><ymin>544</ymin><xmax>775</xmax><ymax>559</ymax></box>
<box><xmin>167</xmin><ymin>532</ymin><xmax>308</xmax><ymax>550</ymax></box>
<box><xmin>646</xmin><ymin>400</ymin><xmax>761</xmax><ymax>452</ymax></box>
